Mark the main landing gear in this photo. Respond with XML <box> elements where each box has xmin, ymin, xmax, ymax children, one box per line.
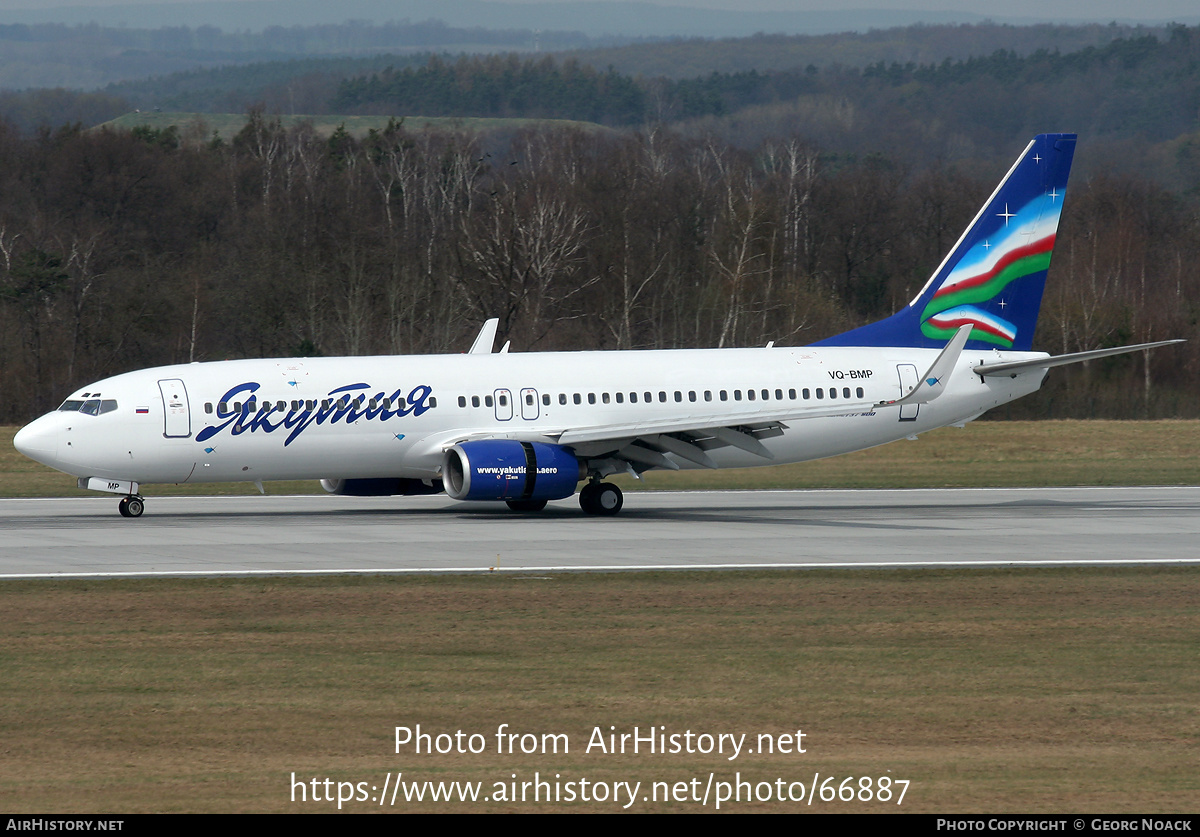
<box><xmin>579</xmin><ymin>481</ymin><xmax>622</xmax><ymax>516</ymax></box>
<box><xmin>118</xmin><ymin>495</ymin><xmax>145</xmax><ymax>518</ymax></box>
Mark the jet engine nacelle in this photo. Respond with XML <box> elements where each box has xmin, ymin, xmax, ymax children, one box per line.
<box><xmin>320</xmin><ymin>478</ymin><xmax>444</xmax><ymax>496</ymax></box>
<box><xmin>443</xmin><ymin>440</ymin><xmax>583</xmax><ymax>502</ymax></box>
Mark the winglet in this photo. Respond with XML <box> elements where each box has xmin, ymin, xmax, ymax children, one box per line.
<box><xmin>879</xmin><ymin>323</ymin><xmax>972</xmax><ymax>408</ymax></box>
<box><xmin>468</xmin><ymin>318</ymin><xmax>499</xmax><ymax>354</ymax></box>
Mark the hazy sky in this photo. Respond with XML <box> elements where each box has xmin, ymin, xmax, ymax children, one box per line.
<box><xmin>1</xmin><ymin>0</ymin><xmax>1196</xmax><ymax>16</ymax></box>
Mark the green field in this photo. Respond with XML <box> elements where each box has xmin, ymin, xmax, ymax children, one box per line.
<box><xmin>1</xmin><ymin>568</ymin><xmax>1196</xmax><ymax>812</ymax></box>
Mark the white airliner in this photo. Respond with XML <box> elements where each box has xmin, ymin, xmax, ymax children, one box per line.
<box><xmin>13</xmin><ymin>133</ymin><xmax>1181</xmax><ymax>517</ymax></box>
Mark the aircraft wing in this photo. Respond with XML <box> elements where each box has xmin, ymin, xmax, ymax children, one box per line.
<box><xmin>404</xmin><ymin>394</ymin><xmax>887</xmax><ymax>474</ymax></box>
<box><xmin>550</xmin><ymin>325</ymin><xmax>973</xmax><ymax>469</ymax></box>
<box><xmin>405</xmin><ymin>399</ymin><xmax>881</xmax><ymax>474</ymax></box>
<box><xmin>410</xmin><ymin>326</ymin><xmax>975</xmax><ymax>474</ymax></box>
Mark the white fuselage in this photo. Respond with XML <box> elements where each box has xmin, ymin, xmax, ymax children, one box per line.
<box><xmin>14</xmin><ymin>345</ymin><xmax>1046</xmax><ymax>488</ymax></box>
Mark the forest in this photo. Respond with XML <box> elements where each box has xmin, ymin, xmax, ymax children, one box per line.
<box><xmin>0</xmin><ymin>114</ymin><xmax>1195</xmax><ymax>425</ymax></box>
<box><xmin>326</xmin><ymin>26</ymin><xmax>1200</xmax><ymax>185</ymax></box>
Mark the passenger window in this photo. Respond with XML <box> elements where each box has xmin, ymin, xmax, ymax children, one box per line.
<box><xmin>616</xmin><ymin>392</ymin><xmax>624</xmax><ymax>403</ymax></box>
<box><xmin>428</xmin><ymin>397</ymin><xmax>437</xmax><ymax>408</ymax></box>
<box><xmin>472</xmin><ymin>395</ymin><xmax>481</xmax><ymax>408</ymax></box>
<box><xmin>815</xmin><ymin>389</ymin><xmax>823</xmax><ymax>400</ymax></box>
<box><xmin>543</xmin><ymin>394</ymin><xmax>551</xmax><ymax>406</ymax></box>
<box><xmin>458</xmin><ymin>396</ymin><xmax>467</xmax><ymax>408</ymax></box>
<box><xmin>788</xmin><ymin>389</ymin><xmax>796</xmax><ymax>399</ymax></box>
<box><xmin>856</xmin><ymin>387</ymin><xmax>864</xmax><ymax>398</ymax></box>
<box><xmin>559</xmin><ymin>393</ymin><xmax>567</xmax><ymax>405</ymax></box>
<box><xmin>485</xmin><ymin>395</ymin><xmax>494</xmax><ymax>407</ymax></box>
<box><xmin>498</xmin><ymin>395</ymin><xmax>507</xmax><ymax>407</ymax></box>
<box><xmin>630</xmin><ymin>392</ymin><xmax>638</xmax><ymax>403</ymax></box>
<box><xmin>588</xmin><ymin>393</ymin><xmax>596</xmax><ymax>405</ymax></box>
<box><xmin>573</xmin><ymin>393</ymin><xmax>581</xmax><ymax>405</ymax></box>
<box><xmin>829</xmin><ymin>388</ymin><xmax>837</xmax><ymax>399</ymax></box>
<box><xmin>775</xmin><ymin>389</ymin><xmax>783</xmax><ymax>400</ymax></box>
<box><xmin>205</xmin><ymin>402</ymin><xmax>213</xmax><ymax>414</ymax></box>
<box><xmin>802</xmin><ymin>388</ymin><xmax>810</xmax><ymax>399</ymax></box>
<box><xmin>747</xmin><ymin>390</ymin><xmax>755</xmax><ymax>401</ymax></box>
<box><xmin>307</xmin><ymin>400</ymin><xmax>316</xmax><ymax>410</ymax></box>
<box><xmin>688</xmin><ymin>391</ymin><xmax>696</xmax><ymax>402</ymax></box>
<box><xmin>525</xmin><ymin>393</ymin><xmax>534</xmax><ymax>405</ymax></box>
<box><xmin>734</xmin><ymin>390</ymin><xmax>742</xmax><ymax>401</ymax></box>
<box><xmin>658</xmin><ymin>391</ymin><xmax>667</xmax><ymax>403</ymax></box>
<box><xmin>602</xmin><ymin>392</ymin><xmax>610</xmax><ymax>404</ymax></box>
<box><xmin>704</xmin><ymin>391</ymin><xmax>712</xmax><ymax>402</ymax></box>
<box><xmin>720</xmin><ymin>390</ymin><xmax>728</xmax><ymax>401</ymax></box>
<box><xmin>674</xmin><ymin>391</ymin><xmax>682</xmax><ymax>402</ymax></box>
<box><xmin>843</xmin><ymin>387</ymin><xmax>851</xmax><ymax>399</ymax></box>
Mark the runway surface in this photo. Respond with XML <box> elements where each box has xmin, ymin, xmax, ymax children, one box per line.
<box><xmin>3</xmin><ymin>486</ymin><xmax>1199</xmax><ymax>579</ymax></box>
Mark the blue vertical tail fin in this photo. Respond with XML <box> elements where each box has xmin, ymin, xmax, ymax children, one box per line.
<box><xmin>814</xmin><ymin>133</ymin><xmax>1077</xmax><ymax>352</ymax></box>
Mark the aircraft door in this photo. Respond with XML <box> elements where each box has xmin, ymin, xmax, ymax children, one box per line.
<box><xmin>494</xmin><ymin>389</ymin><xmax>513</xmax><ymax>421</ymax></box>
<box><xmin>520</xmin><ymin>388</ymin><xmax>539</xmax><ymax>420</ymax></box>
<box><xmin>158</xmin><ymin>378</ymin><xmax>192</xmax><ymax>438</ymax></box>
<box><xmin>896</xmin><ymin>364</ymin><xmax>919</xmax><ymax>422</ymax></box>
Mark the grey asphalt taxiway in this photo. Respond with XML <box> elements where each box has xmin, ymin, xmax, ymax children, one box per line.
<box><xmin>2</xmin><ymin>486</ymin><xmax>1198</xmax><ymax>578</ymax></box>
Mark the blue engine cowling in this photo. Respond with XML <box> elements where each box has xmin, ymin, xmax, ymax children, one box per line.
<box><xmin>321</xmin><ymin>478</ymin><xmax>444</xmax><ymax>496</ymax></box>
<box><xmin>443</xmin><ymin>441</ymin><xmax>583</xmax><ymax>502</ymax></box>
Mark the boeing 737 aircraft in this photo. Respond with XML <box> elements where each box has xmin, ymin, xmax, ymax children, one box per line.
<box><xmin>13</xmin><ymin>133</ymin><xmax>1181</xmax><ymax>517</ymax></box>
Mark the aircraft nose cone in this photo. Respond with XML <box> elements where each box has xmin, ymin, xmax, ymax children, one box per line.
<box><xmin>13</xmin><ymin>417</ymin><xmax>59</xmax><ymax>465</ymax></box>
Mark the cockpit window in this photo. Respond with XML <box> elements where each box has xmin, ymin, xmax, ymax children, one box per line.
<box><xmin>59</xmin><ymin>399</ymin><xmax>118</xmax><ymax>415</ymax></box>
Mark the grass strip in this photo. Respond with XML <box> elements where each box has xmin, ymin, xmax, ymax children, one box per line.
<box><xmin>1</xmin><ymin>568</ymin><xmax>1196</xmax><ymax>812</ymax></box>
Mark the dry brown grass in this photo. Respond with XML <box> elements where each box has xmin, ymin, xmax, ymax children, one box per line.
<box><xmin>2</xmin><ymin>568</ymin><xmax>1197</xmax><ymax>812</ymax></box>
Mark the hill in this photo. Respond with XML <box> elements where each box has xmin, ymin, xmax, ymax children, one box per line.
<box><xmin>97</xmin><ymin>111</ymin><xmax>612</xmax><ymax>140</ymax></box>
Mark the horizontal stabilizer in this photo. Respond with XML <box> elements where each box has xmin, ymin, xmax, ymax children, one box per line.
<box><xmin>974</xmin><ymin>339</ymin><xmax>1184</xmax><ymax>377</ymax></box>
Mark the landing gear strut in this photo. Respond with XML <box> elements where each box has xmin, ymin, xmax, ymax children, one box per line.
<box><xmin>579</xmin><ymin>481</ymin><xmax>623</xmax><ymax>516</ymax></box>
<box><xmin>118</xmin><ymin>495</ymin><xmax>145</xmax><ymax>518</ymax></box>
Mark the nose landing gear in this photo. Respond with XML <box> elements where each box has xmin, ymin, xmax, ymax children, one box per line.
<box><xmin>118</xmin><ymin>495</ymin><xmax>145</xmax><ymax>518</ymax></box>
